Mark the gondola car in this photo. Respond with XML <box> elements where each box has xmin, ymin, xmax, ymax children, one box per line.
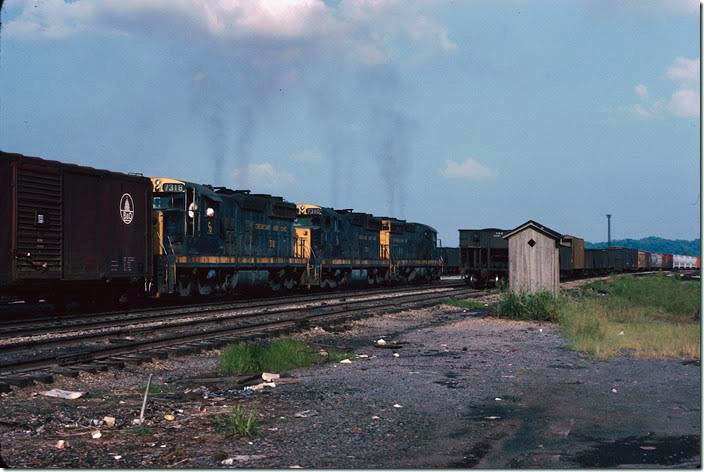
<box><xmin>0</xmin><ymin>152</ymin><xmax>152</xmax><ymax>307</ymax></box>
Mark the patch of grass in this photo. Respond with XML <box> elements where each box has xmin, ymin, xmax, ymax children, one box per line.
<box><xmin>325</xmin><ymin>349</ymin><xmax>353</xmax><ymax>362</ymax></box>
<box><xmin>444</xmin><ymin>298</ymin><xmax>487</xmax><ymax>311</ymax></box>
<box><xmin>216</xmin><ymin>405</ymin><xmax>258</xmax><ymax>437</ymax></box>
<box><xmin>139</xmin><ymin>382</ymin><xmax>166</xmax><ymax>394</ymax></box>
<box><xmin>129</xmin><ymin>426</ymin><xmax>153</xmax><ymax>436</ymax></box>
<box><xmin>496</xmin><ymin>290</ymin><xmax>563</xmax><ymax>322</ymax></box>
<box><xmin>559</xmin><ymin>296</ymin><xmax>699</xmax><ymax>360</ymax></box>
<box><xmin>586</xmin><ymin>274</ymin><xmax>700</xmax><ymax>318</ymax></box>
<box><xmin>220</xmin><ymin>337</ymin><xmax>321</xmax><ymax>375</ymax></box>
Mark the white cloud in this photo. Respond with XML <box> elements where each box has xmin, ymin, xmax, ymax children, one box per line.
<box><xmin>291</xmin><ymin>148</ymin><xmax>324</xmax><ymax>163</ymax></box>
<box><xmin>628</xmin><ymin>56</ymin><xmax>699</xmax><ymax>120</ymax></box>
<box><xmin>669</xmin><ymin>88</ymin><xmax>699</xmax><ymax>118</ymax></box>
<box><xmin>666</xmin><ymin>57</ymin><xmax>699</xmax><ymax>84</ymax></box>
<box><xmin>4</xmin><ymin>0</ymin><xmax>456</xmax><ymax>63</ymax></box>
<box><xmin>439</xmin><ymin>158</ymin><xmax>496</xmax><ymax>180</ymax></box>
<box><xmin>634</xmin><ymin>84</ymin><xmax>648</xmax><ymax>99</ymax></box>
<box><xmin>233</xmin><ymin>162</ymin><xmax>295</xmax><ymax>191</ymax></box>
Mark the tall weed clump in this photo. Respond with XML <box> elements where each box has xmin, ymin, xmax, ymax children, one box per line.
<box><xmin>496</xmin><ymin>290</ymin><xmax>563</xmax><ymax>322</ymax></box>
<box><xmin>220</xmin><ymin>337</ymin><xmax>321</xmax><ymax>375</ymax></box>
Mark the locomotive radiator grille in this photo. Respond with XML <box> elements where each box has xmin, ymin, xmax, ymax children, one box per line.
<box><xmin>15</xmin><ymin>167</ymin><xmax>63</xmax><ymax>278</ymax></box>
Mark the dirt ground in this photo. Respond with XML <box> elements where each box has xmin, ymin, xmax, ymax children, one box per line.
<box><xmin>0</xmin><ymin>293</ymin><xmax>700</xmax><ymax>468</ymax></box>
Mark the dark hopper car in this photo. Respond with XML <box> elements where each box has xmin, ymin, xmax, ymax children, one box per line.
<box><xmin>0</xmin><ymin>152</ymin><xmax>152</xmax><ymax>307</ymax></box>
<box><xmin>459</xmin><ymin>228</ymin><xmax>510</xmax><ymax>286</ymax></box>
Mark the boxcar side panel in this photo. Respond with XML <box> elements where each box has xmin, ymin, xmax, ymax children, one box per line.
<box><xmin>63</xmin><ymin>172</ymin><xmax>103</xmax><ymax>279</ymax></box>
<box><xmin>0</xmin><ymin>159</ymin><xmax>11</xmax><ymax>286</ymax></box>
<box><xmin>101</xmin><ymin>177</ymin><xmax>151</xmax><ymax>279</ymax></box>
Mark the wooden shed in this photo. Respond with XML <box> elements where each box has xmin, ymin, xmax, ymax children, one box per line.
<box><xmin>503</xmin><ymin>220</ymin><xmax>562</xmax><ymax>294</ymax></box>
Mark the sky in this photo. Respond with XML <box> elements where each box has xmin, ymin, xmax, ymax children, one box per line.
<box><xmin>0</xmin><ymin>0</ymin><xmax>700</xmax><ymax>246</ymax></box>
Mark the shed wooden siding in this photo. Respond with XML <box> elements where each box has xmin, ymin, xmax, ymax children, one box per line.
<box><xmin>508</xmin><ymin>227</ymin><xmax>560</xmax><ymax>293</ymax></box>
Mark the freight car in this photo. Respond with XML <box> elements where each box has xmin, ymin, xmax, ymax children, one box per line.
<box><xmin>673</xmin><ymin>255</ymin><xmax>698</xmax><ymax>270</ymax></box>
<box><xmin>0</xmin><ymin>152</ymin><xmax>152</xmax><ymax>308</ymax></box>
<box><xmin>438</xmin><ymin>247</ymin><xmax>460</xmax><ymax>275</ymax></box>
<box><xmin>559</xmin><ymin>235</ymin><xmax>585</xmax><ymax>279</ymax></box>
<box><xmin>459</xmin><ymin>228</ymin><xmax>510</xmax><ymax>286</ymax></box>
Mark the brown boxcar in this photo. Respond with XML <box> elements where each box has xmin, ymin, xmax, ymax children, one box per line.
<box><xmin>0</xmin><ymin>152</ymin><xmax>152</xmax><ymax>305</ymax></box>
<box><xmin>637</xmin><ymin>250</ymin><xmax>650</xmax><ymax>270</ymax></box>
<box><xmin>661</xmin><ymin>254</ymin><xmax>673</xmax><ymax>270</ymax></box>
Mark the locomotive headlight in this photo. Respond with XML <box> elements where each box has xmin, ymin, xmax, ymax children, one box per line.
<box><xmin>206</xmin><ymin>207</ymin><xmax>215</xmax><ymax>217</ymax></box>
<box><xmin>188</xmin><ymin>202</ymin><xmax>198</xmax><ymax>219</ymax></box>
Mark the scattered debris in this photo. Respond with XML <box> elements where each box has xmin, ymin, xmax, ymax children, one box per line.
<box><xmin>262</xmin><ymin>372</ymin><xmax>281</xmax><ymax>382</ymax></box>
<box><xmin>371</xmin><ymin>416</ymin><xmax>380</xmax><ymax>420</ymax></box>
<box><xmin>294</xmin><ymin>410</ymin><xmax>318</xmax><ymax>418</ymax></box>
<box><xmin>139</xmin><ymin>374</ymin><xmax>153</xmax><ymax>425</ymax></box>
<box><xmin>339</xmin><ymin>359</ymin><xmax>352</xmax><ymax>364</ymax></box>
<box><xmin>91</xmin><ymin>430</ymin><xmax>102</xmax><ymax>439</ymax></box>
<box><xmin>611</xmin><ymin>388</ymin><xmax>618</xmax><ymax>393</ymax></box>
<box><xmin>114</xmin><ymin>455</ymin><xmax>122</xmax><ymax>460</ymax></box>
<box><xmin>393</xmin><ymin>404</ymin><xmax>402</xmax><ymax>408</ymax></box>
<box><xmin>55</xmin><ymin>440</ymin><xmax>66</xmax><ymax>449</ymax></box>
<box><xmin>618</xmin><ymin>331</ymin><xmax>624</xmax><ymax>336</ymax></box>
<box><xmin>318</xmin><ymin>350</ymin><xmax>328</xmax><ymax>357</ymax></box>
<box><xmin>393</xmin><ymin>353</ymin><xmax>400</xmax><ymax>358</ymax></box>
<box><xmin>221</xmin><ymin>455</ymin><xmax>266</xmax><ymax>464</ymax></box>
<box><xmin>485</xmin><ymin>416</ymin><xmax>501</xmax><ymax>420</ymax></box>
<box><xmin>164</xmin><ymin>414</ymin><xmax>175</xmax><ymax>421</ymax></box>
<box><xmin>639</xmin><ymin>446</ymin><xmax>656</xmax><ymax>451</ymax></box>
<box><xmin>495</xmin><ymin>397</ymin><xmax>502</xmax><ymax>401</ymax></box>
<box><xmin>103</xmin><ymin>416</ymin><xmax>116</xmax><ymax>427</ymax></box>
<box><xmin>357</xmin><ymin>354</ymin><xmax>369</xmax><ymax>358</ymax></box>
<box><xmin>41</xmin><ymin>389</ymin><xmax>85</xmax><ymax>400</ymax></box>
<box><xmin>244</xmin><ymin>382</ymin><xmax>276</xmax><ymax>391</ymax></box>
<box><xmin>376</xmin><ymin>339</ymin><xmax>386</xmax><ymax>346</ymax></box>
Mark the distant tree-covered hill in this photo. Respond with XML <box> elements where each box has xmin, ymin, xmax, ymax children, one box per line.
<box><xmin>585</xmin><ymin>237</ymin><xmax>700</xmax><ymax>256</ymax></box>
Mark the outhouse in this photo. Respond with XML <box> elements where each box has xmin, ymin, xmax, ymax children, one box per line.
<box><xmin>503</xmin><ymin>220</ymin><xmax>562</xmax><ymax>294</ymax></box>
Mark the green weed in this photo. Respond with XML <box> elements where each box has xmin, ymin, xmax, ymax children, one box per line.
<box><xmin>496</xmin><ymin>290</ymin><xmax>563</xmax><ymax>322</ymax></box>
<box><xmin>217</xmin><ymin>405</ymin><xmax>259</xmax><ymax>437</ymax></box>
<box><xmin>444</xmin><ymin>298</ymin><xmax>487</xmax><ymax>311</ymax></box>
<box><xmin>220</xmin><ymin>337</ymin><xmax>333</xmax><ymax>375</ymax></box>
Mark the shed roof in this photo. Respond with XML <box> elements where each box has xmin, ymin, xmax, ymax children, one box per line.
<box><xmin>503</xmin><ymin>220</ymin><xmax>562</xmax><ymax>241</ymax></box>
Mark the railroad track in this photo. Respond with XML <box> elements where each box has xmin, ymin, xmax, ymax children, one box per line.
<box><xmin>0</xmin><ymin>280</ymin><xmax>464</xmax><ymax>335</ymax></box>
<box><xmin>0</xmin><ymin>286</ymin><xmax>487</xmax><ymax>390</ymax></box>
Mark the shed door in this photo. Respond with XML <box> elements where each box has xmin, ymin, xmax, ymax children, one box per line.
<box><xmin>13</xmin><ymin>164</ymin><xmax>63</xmax><ymax>279</ymax></box>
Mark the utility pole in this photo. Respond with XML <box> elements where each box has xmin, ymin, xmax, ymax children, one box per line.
<box><xmin>606</xmin><ymin>214</ymin><xmax>612</xmax><ymax>247</ymax></box>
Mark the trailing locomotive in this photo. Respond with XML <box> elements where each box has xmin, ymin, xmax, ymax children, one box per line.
<box><xmin>1</xmin><ymin>152</ymin><xmax>442</xmax><ymax>307</ymax></box>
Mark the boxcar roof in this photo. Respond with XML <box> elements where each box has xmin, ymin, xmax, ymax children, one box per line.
<box><xmin>1</xmin><ymin>150</ymin><xmax>151</xmax><ymax>183</ymax></box>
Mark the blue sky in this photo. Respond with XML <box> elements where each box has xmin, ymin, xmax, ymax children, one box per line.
<box><xmin>1</xmin><ymin>0</ymin><xmax>700</xmax><ymax>245</ymax></box>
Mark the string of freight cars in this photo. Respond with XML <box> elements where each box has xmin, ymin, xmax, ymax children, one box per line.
<box><xmin>0</xmin><ymin>151</ymin><xmax>442</xmax><ymax>312</ymax></box>
<box><xmin>452</xmin><ymin>228</ymin><xmax>700</xmax><ymax>287</ymax></box>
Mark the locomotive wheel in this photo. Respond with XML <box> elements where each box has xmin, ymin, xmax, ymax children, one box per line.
<box><xmin>178</xmin><ymin>279</ymin><xmax>193</xmax><ymax>297</ymax></box>
<box><xmin>269</xmin><ymin>279</ymin><xmax>282</xmax><ymax>292</ymax></box>
<box><xmin>283</xmin><ymin>277</ymin><xmax>296</xmax><ymax>291</ymax></box>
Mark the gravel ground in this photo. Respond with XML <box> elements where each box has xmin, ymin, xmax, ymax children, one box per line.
<box><xmin>0</xmin><ymin>290</ymin><xmax>699</xmax><ymax>468</ymax></box>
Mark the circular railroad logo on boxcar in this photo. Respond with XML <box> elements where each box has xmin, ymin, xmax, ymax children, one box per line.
<box><xmin>120</xmin><ymin>193</ymin><xmax>134</xmax><ymax>225</ymax></box>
